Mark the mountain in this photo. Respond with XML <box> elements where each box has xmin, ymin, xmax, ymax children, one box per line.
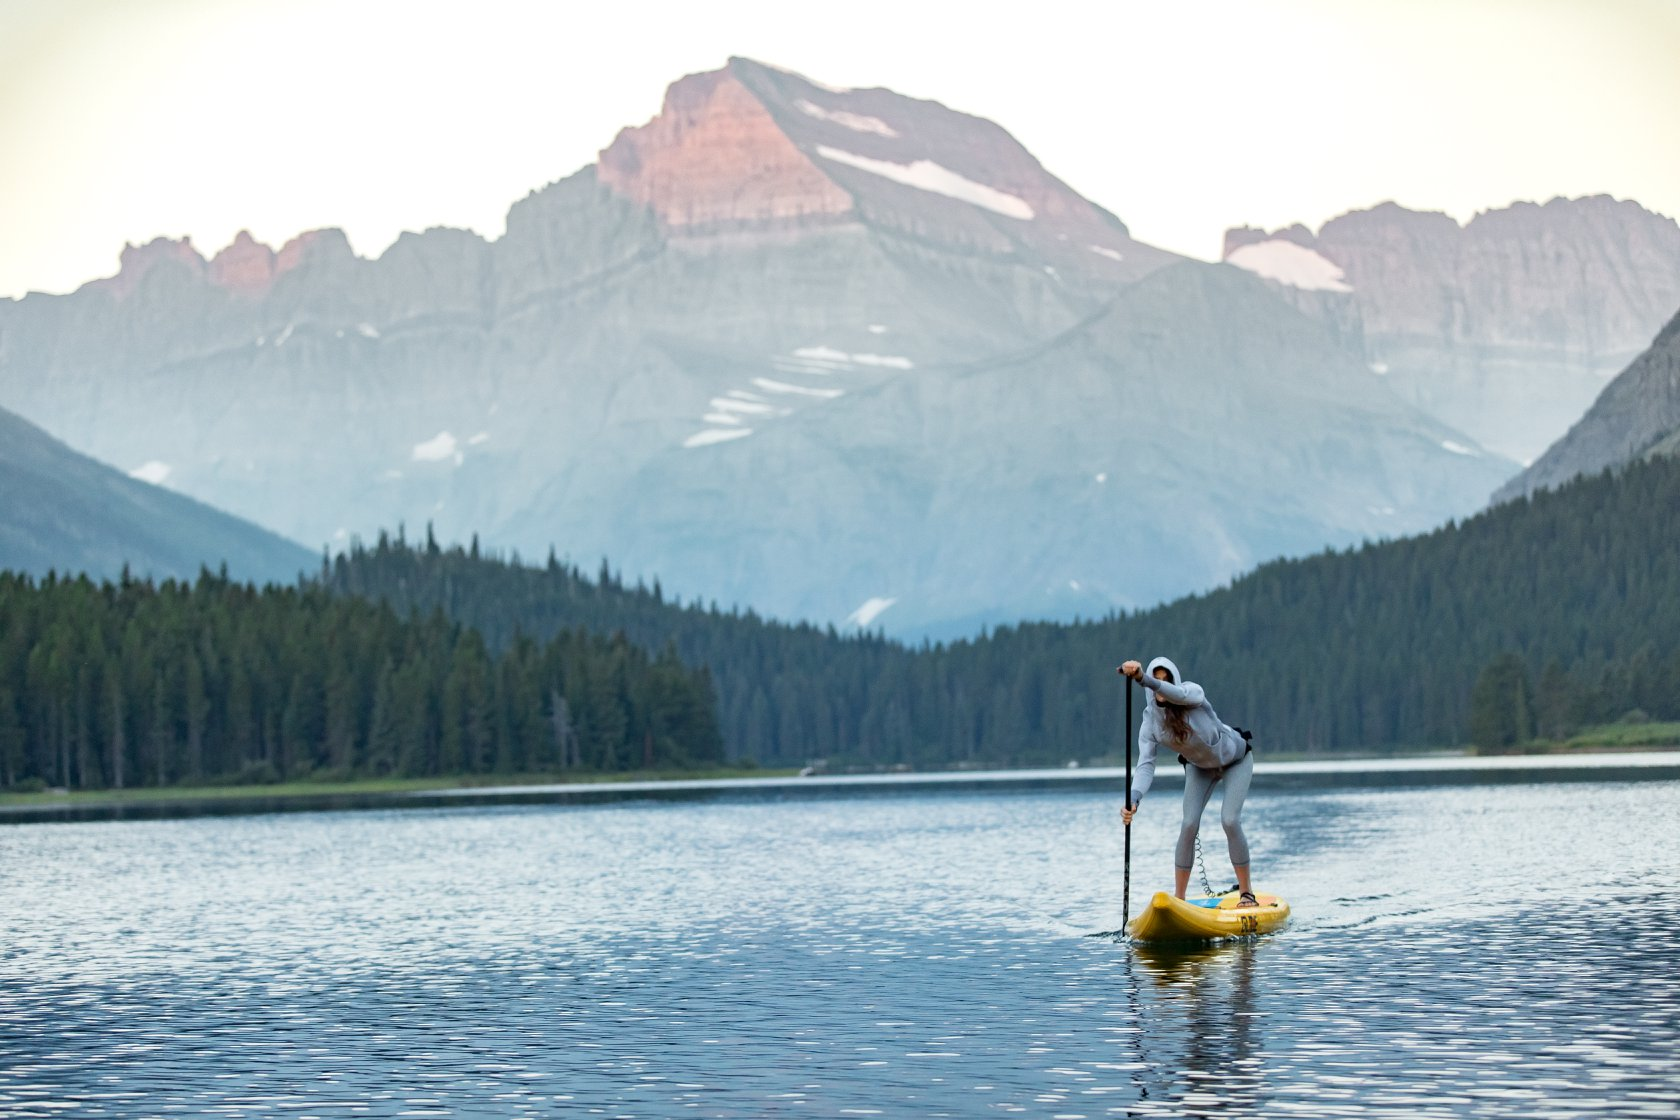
<box><xmin>1491</xmin><ymin>306</ymin><xmax>1680</xmax><ymax>502</ymax></box>
<box><xmin>0</xmin><ymin>406</ymin><xmax>314</xmax><ymax>584</ymax></box>
<box><xmin>1225</xmin><ymin>197</ymin><xmax>1680</xmax><ymax>465</ymax></box>
<box><xmin>0</xmin><ymin>57</ymin><xmax>1509</xmax><ymax>636</ymax></box>
<box><xmin>589</xmin><ymin>260</ymin><xmax>1511</xmax><ymax>636</ymax></box>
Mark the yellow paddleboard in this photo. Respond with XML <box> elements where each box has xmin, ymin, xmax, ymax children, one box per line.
<box><xmin>1126</xmin><ymin>889</ymin><xmax>1291</xmax><ymax>943</ymax></box>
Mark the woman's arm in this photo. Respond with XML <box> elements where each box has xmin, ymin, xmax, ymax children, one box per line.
<box><xmin>1138</xmin><ymin>674</ymin><xmax>1206</xmax><ymax>708</ymax></box>
<box><xmin>1130</xmin><ymin>719</ymin><xmax>1158</xmax><ymax>808</ymax></box>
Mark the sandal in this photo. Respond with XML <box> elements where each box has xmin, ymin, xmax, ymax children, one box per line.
<box><xmin>1237</xmin><ymin>890</ymin><xmax>1258</xmax><ymax>908</ymax></box>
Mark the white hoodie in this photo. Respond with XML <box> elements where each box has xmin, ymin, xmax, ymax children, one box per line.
<box><xmin>1130</xmin><ymin>656</ymin><xmax>1248</xmax><ymax>805</ymax></box>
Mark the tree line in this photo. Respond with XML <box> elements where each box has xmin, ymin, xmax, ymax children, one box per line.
<box><xmin>0</xmin><ymin>569</ymin><xmax>722</xmax><ymax>791</ymax></box>
<box><xmin>325</xmin><ymin>453</ymin><xmax>1680</xmax><ymax>765</ymax></box>
<box><xmin>6</xmin><ymin>453</ymin><xmax>1675</xmax><ymax>790</ymax></box>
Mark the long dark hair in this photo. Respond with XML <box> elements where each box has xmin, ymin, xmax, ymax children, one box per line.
<box><xmin>1158</xmin><ymin>697</ymin><xmax>1192</xmax><ymax>742</ymax></box>
<box><xmin>1154</xmin><ymin>664</ymin><xmax>1192</xmax><ymax>742</ymax></box>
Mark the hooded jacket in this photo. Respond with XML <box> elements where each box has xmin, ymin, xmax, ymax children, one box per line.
<box><xmin>1129</xmin><ymin>656</ymin><xmax>1248</xmax><ymax>805</ymax></box>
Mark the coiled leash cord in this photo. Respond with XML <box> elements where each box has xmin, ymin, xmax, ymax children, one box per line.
<box><xmin>1194</xmin><ymin>832</ymin><xmax>1217</xmax><ymax>898</ymax></box>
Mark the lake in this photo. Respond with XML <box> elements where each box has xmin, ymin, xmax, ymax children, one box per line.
<box><xmin>3</xmin><ymin>758</ymin><xmax>1678</xmax><ymax>1118</ymax></box>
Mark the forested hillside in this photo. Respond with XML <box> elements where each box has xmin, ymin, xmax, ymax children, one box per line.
<box><xmin>1028</xmin><ymin>453</ymin><xmax>1680</xmax><ymax>751</ymax></box>
<box><xmin>0</xmin><ymin>570</ymin><xmax>722</xmax><ymax>791</ymax></box>
<box><xmin>7</xmin><ymin>451</ymin><xmax>1672</xmax><ymax>791</ymax></box>
<box><xmin>328</xmin><ymin>453</ymin><xmax>1680</xmax><ymax>763</ymax></box>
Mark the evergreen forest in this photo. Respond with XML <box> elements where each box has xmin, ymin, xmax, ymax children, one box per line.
<box><xmin>323</xmin><ymin>454</ymin><xmax>1680</xmax><ymax>767</ymax></box>
<box><xmin>0</xmin><ymin>571</ymin><xmax>722</xmax><ymax>790</ymax></box>
<box><xmin>4</xmin><ymin>453</ymin><xmax>1676</xmax><ymax>790</ymax></box>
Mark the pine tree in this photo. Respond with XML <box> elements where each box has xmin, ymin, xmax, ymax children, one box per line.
<box><xmin>1469</xmin><ymin>654</ymin><xmax>1534</xmax><ymax>751</ymax></box>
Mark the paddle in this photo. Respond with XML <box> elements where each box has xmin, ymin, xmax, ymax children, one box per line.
<box><xmin>1123</xmin><ymin>674</ymin><xmax>1134</xmax><ymax>935</ymax></box>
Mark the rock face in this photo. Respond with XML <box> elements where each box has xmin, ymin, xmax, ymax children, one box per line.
<box><xmin>208</xmin><ymin>231</ymin><xmax>278</xmax><ymax>294</ymax></box>
<box><xmin>1225</xmin><ymin>198</ymin><xmax>1680</xmax><ymax>464</ymax></box>
<box><xmin>598</xmin><ymin>69</ymin><xmax>854</xmax><ymax>228</ymax></box>
<box><xmin>0</xmin><ymin>57</ymin><xmax>1514</xmax><ymax>636</ymax></box>
<box><xmin>0</xmin><ymin>406</ymin><xmax>314</xmax><ymax>585</ymax></box>
<box><xmin>1492</xmin><ymin>307</ymin><xmax>1680</xmax><ymax>502</ymax></box>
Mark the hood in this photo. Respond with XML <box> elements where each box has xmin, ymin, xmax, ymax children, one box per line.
<box><xmin>1145</xmin><ymin>656</ymin><xmax>1181</xmax><ymax>685</ymax></box>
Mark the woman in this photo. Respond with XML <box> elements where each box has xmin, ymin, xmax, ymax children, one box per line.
<box><xmin>1118</xmin><ymin>657</ymin><xmax>1258</xmax><ymax>907</ymax></box>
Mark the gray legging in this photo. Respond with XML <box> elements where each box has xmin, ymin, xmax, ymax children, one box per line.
<box><xmin>1175</xmin><ymin>750</ymin><xmax>1255</xmax><ymax>872</ymax></box>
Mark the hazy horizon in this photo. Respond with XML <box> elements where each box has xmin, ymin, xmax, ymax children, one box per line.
<box><xmin>2</xmin><ymin>0</ymin><xmax>1678</xmax><ymax>299</ymax></box>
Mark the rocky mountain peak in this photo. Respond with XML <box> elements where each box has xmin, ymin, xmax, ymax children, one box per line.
<box><xmin>597</xmin><ymin>66</ymin><xmax>855</xmax><ymax>230</ymax></box>
<box><xmin>1223</xmin><ymin>222</ymin><xmax>1314</xmax><ymax>257</ymax></box>
<box><xmin>208</xmin><ymin>230</ymin><xmax>278</xmax><ymax>295</ymax></box>
<box><xmin>100</xmin><ymin>236</ymin><xmax>206</xmax><ymax>298</ymax></box>
<box><xmin>593</xmin><ymin>58</ymin><xmax>1149</xmax><ymax>274</ymax></box>
<box><xmin>86</xmin><ymin>229</ymin><xmax>356</xmax><ymax>301</ymax></box>
<box><xmin>274</xmin><ymin>228</ymin><xmax>355</xmax><ymax>274</ymax></box>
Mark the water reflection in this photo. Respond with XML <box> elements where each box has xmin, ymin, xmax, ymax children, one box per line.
<box><xmin>1126</xmin><ymin>942</ymin><xmax>1262</xmax><ymax>1115</ymax></box>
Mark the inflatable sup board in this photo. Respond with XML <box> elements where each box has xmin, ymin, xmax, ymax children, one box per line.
<box><xmin>1127</xmin><ymin>889</ymin><xmax>1290</xmax><ymax>943</ymax></box>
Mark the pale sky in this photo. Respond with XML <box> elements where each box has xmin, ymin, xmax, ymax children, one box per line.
<box><xmin>2</xmin><ymin>0</ymin><xmax>1678</xmax><ymax>299</ymax></box>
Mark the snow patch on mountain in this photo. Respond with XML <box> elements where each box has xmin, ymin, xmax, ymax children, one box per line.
<box><xmin>684</xmin><ymin>428</ymin><xmax>754</xmax><ymax>449</ymax></box>
<box><xmin>1227</xmin><ymin>240</ymin><xmax>1352</xmax><ymax>292</ymax></box>
<box><xmin>787</xmin><ymin>345</ymin><xmax>914</xmax><ymax>371</ymax></box>
<box><xmin>814</xmin><ymin>146</ymin><xmax>1034</xmax><ymax>221</ymax></box>
<box><xmin>851</xmin><ymin>353</ymin><xmax>914</xmax><ymax>369</ymax></box>
<box><xmin>795</xmin><ymin>99</ymin><xmax>898</xmax><ymax>138</ymax></box>
<box><xmin>128</xmin><ymin>461</ymin><xmax>171</xmax><ymax>485</ymax></box>
<box><xmin>710</xmin><ymin>397</ymin><xmax>781</xmax><ymax>417</ymax></box>
<box><xmin>1440</xmin><ymin>440</ymin><xmax>1479</xmax><ymax>457</ymax></box>
<box><xmin>412</xmin><ymin>431</ymin><xmax>462</xmax><ymax>464</ymax></box>
<box><xmin>845</xmin><ymin>596</ymin><xmax>898</xmax><ymax>628</ymax></box>
<box><xmin>1088</xmin><ymin>245</ymin><xmax>1125</xmax><ymax>262</ymax></box>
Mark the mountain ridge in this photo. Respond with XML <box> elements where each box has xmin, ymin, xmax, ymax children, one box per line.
<box><xmin>1</xmin><ymin>59</ymin><xmax>1514</xmax><ymax>635</ymax></box>
<box><xmin>0</xmin><ymin>406</ymin><xmax>314</xmax><ymax>585</ymax></box>
<box><xmin>1492</xmin><ymin>305</ymin><xmax>1680</xmax><ymax>502</ymax></box>
<box><xmin>1224</xmin><ymin>195</ymin><xmax>1680</xmax><ymax>464</ymax></box>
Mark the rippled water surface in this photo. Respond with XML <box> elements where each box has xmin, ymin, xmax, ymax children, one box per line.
<box><xmin>3</xmin><ymin>774</ymin><xmax>1678</xmax><ymax>1117</ymax></box>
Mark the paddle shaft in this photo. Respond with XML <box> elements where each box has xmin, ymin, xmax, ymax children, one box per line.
<box><xmin>1123</xmin><ymin>676</ymin><xmax>1133</xmax><ymax>931</ymax></box>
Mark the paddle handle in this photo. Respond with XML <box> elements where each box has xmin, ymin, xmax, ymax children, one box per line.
<box><xmin>1123</xmin><ymin>675</ymin><xmax>1133</xmax><ymax>932</ymax></box>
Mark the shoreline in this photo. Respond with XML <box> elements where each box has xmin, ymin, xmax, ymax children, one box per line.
<box><xmin>3</xmin><ymin>749</ymin><xmax>1677</xmax><ymax>826</ymax></box>
<box><xmin>7</xmin><ymin>740</ymin><xmax>1674</xmax><ymax>811</ymax></box>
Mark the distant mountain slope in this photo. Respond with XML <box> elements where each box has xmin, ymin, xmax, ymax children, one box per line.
<box><xmin>1</xmin><ymin>57</ymin><xmax>1508</xmax><ymax>635</ymax></box>
<box><xmin>1225</xmin><ymin>197</ymin><xmax>1680</xmax><ymax>464</ymax></box>
<box><xmin>1492</xmin><ymin>307</ymin><xmax>1680</xmax><ymax>502</ymax></box>
<box><xmin>0</xmin><ymin>407</ymin><xmax>312</xmax><ymax>584</ymax></box>
<box><xmin>585</xmin><ymin>261</ymin><xmax>1510</xmax><ymax>636</ymax></box>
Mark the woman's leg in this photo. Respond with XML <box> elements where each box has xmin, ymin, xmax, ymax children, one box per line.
<box><xmin>1175</xmin><ymin>766</ymin><xmax>1218</xmax><ymax>897</ymax></box>
<box><xmin>1220</xmin><ymin>751</ymin><xmax>1256</xmax><ymax>888</ymax></box>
